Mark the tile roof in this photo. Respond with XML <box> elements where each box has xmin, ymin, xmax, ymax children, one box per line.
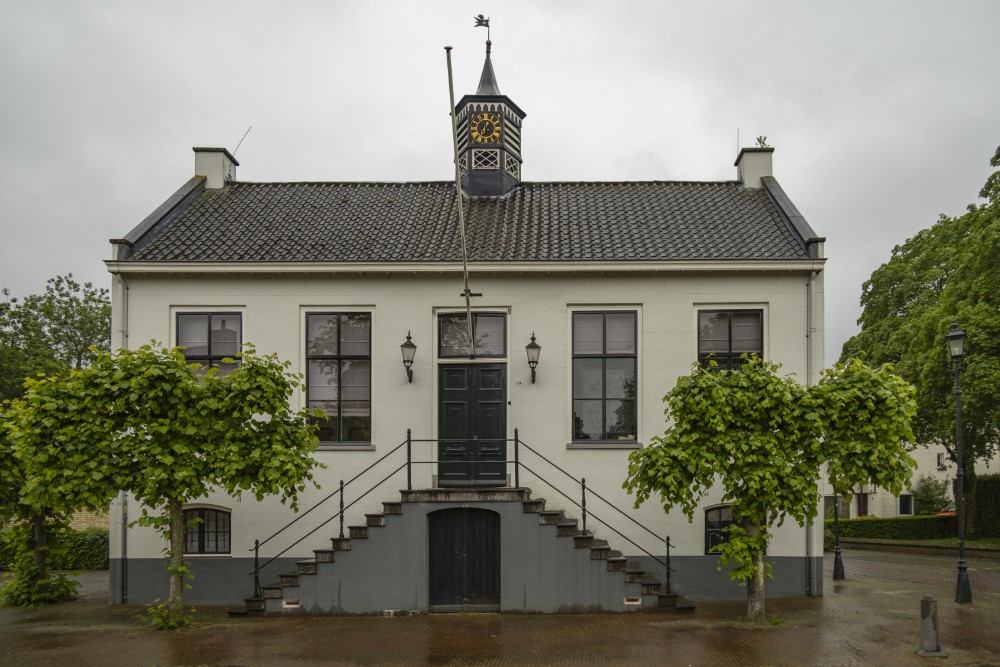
<box><xmin>126</xmin><ymin>180</ymin><xmax>814</xmax><ymax>263</ymax></box>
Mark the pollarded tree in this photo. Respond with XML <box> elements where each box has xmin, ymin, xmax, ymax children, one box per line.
<box><xmin>11</xmin><ymin>344</ymin><xmax>321</xmax><ymax>627</ymax></box>
<box><xmin>624</xmin><ymin>357</ymin><xmax>916</xmax><ymax>623</ymax></box>
<box><xmin>842</xmin><ymin>147</ymin><xmax>1000</xmax><ymax>536</ymax></box>
<box><xmin>1</xmin><ymin>368</ymin><xmax>124</xmax><ymax>605</ymax></box>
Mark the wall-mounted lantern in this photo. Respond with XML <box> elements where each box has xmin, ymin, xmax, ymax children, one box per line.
<box><xmin>400</xmin><ymin>331</ymin><xmax>417</xmax><ymax>383</ymax></box>
<box><xmin>525</xmin><ymin>332</ymin><xmax>541</xmax><ymax>384</ymax></box>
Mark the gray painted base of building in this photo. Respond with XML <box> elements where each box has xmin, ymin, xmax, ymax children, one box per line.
<box><xmin>111</xmin><ymin>497</ymin><xmax>822</xmax><ymax>609</ymax></box>
<box><xmin>109</xmin><ymin>557</ymin><xmax>300</xmax><ymax>606</ymax></box>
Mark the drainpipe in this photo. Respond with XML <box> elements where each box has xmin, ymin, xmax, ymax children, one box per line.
<box><xmin>804</xmin><ymin>271</ymin><xmax>816</xmax><ymax>596</ymax></box>
<box><xmin>115</xmin><ymin>270</ymin><xmax>130</xmax><ymax>602</ymax></box>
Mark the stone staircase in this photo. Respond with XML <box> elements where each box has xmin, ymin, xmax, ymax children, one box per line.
<box><xmin>239</xmin><ymin>487</ymin><xmax>694</xmax><ymax>616</ymax></box>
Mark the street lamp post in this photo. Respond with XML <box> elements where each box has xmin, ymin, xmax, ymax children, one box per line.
<box><xmin>832</xmin><ymin>491</ymin><xmax>845</xmax><ymax>580</ymax></box>
<box><xmin>945</xmin><ymin>322</ymin><xmax>972</xmax><ymax>604</ymax></box>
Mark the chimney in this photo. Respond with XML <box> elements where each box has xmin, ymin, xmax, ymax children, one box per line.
<box><xmin>193</xmin><ymin>147</ymin><xmax>239</xmax><ymax>189</ymax></box>
<box><xmin>734</xmin><ymin>147</ymin><xmax>773</xmax><ymax>188</ymax></box>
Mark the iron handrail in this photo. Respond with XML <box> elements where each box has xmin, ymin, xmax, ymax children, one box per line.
<box><xmin>249</xmin><ymin>429</ymin><xmax>677</xmax><ymax>598</ymax></box>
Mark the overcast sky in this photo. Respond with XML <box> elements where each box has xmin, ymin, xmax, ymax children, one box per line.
<box><xmin>1</xmin><ymin>1</ymin><xmax>997</xmax><ymax>364</ymax></box>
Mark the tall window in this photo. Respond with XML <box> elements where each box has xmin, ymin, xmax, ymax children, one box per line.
<box><xmin>705</xmin><ymin>505</ymin><xmax>734</xmax><ymax>554</ymax></box>
<box><xmin>439</xmin><ymin>313</ymin><xmax>506</xmax><ymax>358</ymax></box>
<box><xmin>572</xmin><ymin>311</ymin><xmax>637</xmax><ymax>442</ymax></box>
<box><xmin>184</xmin><ymin>508</ymin><xmax>230</xmax><ymax>555</ymax></box>
<box><xmin>899</xmin><ymin>494</ymin><xmax>914</xmax><ymax>516</ymax></box>
<box><xmin>176</xmin><ymin>313</ymin><xmax>242</xmax><ymax>376</ymax></box>
<box><xmin>307</xmin><ymin>313</ymin><xmax>371</xmax><ymax>444</ymax></box>
<box><xmin>698</xmin><ymin>310</ymin><xmax>763</xmax><ymax>369</ymax></box>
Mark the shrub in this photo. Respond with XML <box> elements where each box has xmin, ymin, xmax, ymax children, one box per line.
<box><xmin>974</xmin><ymin>474</ymin><xmax>1000</xmax><ymax>539</ymax></box>
<box><xmin>913</xmin><ymin>474</ymin><xmax>952</xmax><ymax>515</ymax></box>
<box><xmin>824</xmin><ymin>514</ymin><xmax>957</xmax><ymax>541</ymax></box>
<box><xmin>0</xmin><ymin>527</ymin><xmax>108</xmax><ymax>571</ymax></box>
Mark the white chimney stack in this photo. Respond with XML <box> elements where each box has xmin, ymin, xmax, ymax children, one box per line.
<box><xmin>193</xmin><ymin>147</ymin><xmax>239</xmax><ymax>189</ymax></box>
<box><xmin>734</xmin><ymin>147</ymin><xmax>774</xmax><ymax>188</ymax></box>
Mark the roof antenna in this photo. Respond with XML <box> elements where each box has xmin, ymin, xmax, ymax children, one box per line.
<box><xmin>233</xmin><ymin>125</ymin><xmax>253</xmax><ymax>157</ymax></box>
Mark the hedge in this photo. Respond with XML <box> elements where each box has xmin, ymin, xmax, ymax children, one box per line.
<box><xmin>974</xmin><ymin>474</ymin><xmax>1000</xmax><ymax>538</ymax></box>
<box><xmin>824</xmin><ymin>514</ymin><xmax>957</xmax><ymax>541</ymax></box>
<box><xmin>0</xmin><ymin>528</ymin><xmax>109</xmax><ymax>571</ymax></box>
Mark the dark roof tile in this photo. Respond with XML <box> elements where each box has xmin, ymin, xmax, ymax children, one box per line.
<box><xmin>127</xmin><ymin>180</ymin><xmax>811</xmax><ymax>263</ymax></box>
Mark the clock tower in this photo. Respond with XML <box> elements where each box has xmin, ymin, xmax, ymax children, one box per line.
<box><xmin>455</xmin><ymin>39</ymin><xmax>526</xmax><ymax>197</ymax></box>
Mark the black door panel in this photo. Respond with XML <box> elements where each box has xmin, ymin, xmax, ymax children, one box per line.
<box><xmin>438</xmin><ymin>364</ymin><xmax>506</xmax><ymax>487</ymax></box>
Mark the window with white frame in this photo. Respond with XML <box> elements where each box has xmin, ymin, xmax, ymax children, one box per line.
<box><xmin>438</xmin><ymin>313</ymin><xmax>506</xmax><ymax>358</ymax></box>
<box><xmin>899</xmin><ymin>494</ymin><xmax>914</xmax><ymax>516</ymax></box>
<box><xmin>306</xmin><ymin>313</ymin><xmax>371</xmax><ymax>444</ymax></box>
<box><xmin>572</xmin><ymin>311</ymin><xmax>637</xmax><ymax>442</ymax></box>
<box><xmin>176</xmin><ymin>312</ymin><xmax>242</xmax><ymax>376</ymax></box>
<box><xmin>705</xmin><ymin>505</ymin><xmax>734</xmax><ymax>554</ymax></box>
<box><xmin>184</xmin><ymin>507</ymin><xmax>230</xmax><ymax>554</ymax></box>
<box><xmin>697</xmin><ymin>310</ymin><xmax>763</xmax><ymax>369</ymax></box>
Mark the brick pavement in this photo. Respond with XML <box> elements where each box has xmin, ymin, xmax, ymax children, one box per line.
<box><xmin>2</xmin><ymin>560</ymin><xmax>999</xmax><ymax>666</ymax></box>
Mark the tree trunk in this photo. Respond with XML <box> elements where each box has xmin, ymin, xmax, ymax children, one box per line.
<box><xmin>745</xmin><ymin>517</ymin><xmax>766</xmax><ymax>624</ymax></box>
<box><xmin>32</xmin><ymin>513</ymin><xmax>48</xmax><ymax>584</ymax></box>
<box><xmin>167</xmin><ymin>498</ymin><xmax>186</xmax><ymax>627</ymax></box>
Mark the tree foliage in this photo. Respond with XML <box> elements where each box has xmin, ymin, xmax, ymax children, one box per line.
<box><xmin>0</xmin><ymin>274</ymin><xmax>110</xmax><ymax>401</ymax></box>
<box><xmin>1</xmin><ymin>344</ymin><xmax>321</xmax><ymax>625</ymax></box>
<box><xmin>842</xmin><ymin>147</ymin><xmax>1000</xmax><ymax>536</ymax></box>
<box><xmin>624</xmin><ymin>357</ymin><xmax>916</xmax><ymax>623</ymax></box>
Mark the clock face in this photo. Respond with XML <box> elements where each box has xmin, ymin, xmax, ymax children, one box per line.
<box><xmin>470</xmin><ymin>112</ymin><xmax>502</xmax><ymax>144</ymax></box>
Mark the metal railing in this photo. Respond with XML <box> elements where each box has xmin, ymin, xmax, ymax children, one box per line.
<box><xmin>249</xmin><ymin>428</ymin><xmax>675</xmax><ymax>598</ymax></box>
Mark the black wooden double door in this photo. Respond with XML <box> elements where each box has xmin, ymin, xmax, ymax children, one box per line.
<box><xmin>438</xmin><ymin>364</ymin><xmax>506</xmax><ymax>487</ymax></box>
<box><xmin>428</xmin><ymin>507</ymin><xmax>500</xmax><ymax>611</ymax></box>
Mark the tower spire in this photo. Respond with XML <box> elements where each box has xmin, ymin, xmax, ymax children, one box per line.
<box><xmin>476</xmin><ymin>39</ymin><xmax>501</xmax><ymax>95</ymax></box>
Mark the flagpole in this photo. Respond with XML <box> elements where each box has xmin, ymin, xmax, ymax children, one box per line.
<box><xmin>444</xmin><ymin>46</ymin><xmax>476</xmax><ymax>358</ymax></box>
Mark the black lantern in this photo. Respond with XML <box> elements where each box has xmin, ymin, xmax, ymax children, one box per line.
<box><xmin>400</xmin><ymin>331</ymin><xmax>416</xmax><ymax>383</ymax></box>
<box><xmin>945</xmin><ymin>322</ymin><xmax>966</xmax><ymax>361</ymax></box>
<box><xmin>946</xmin><ymin>322</ymin><xmax>972</xmax><ymax>603</ymax></box>
<box><xmin>525</xmin><ymin>332</ymin><xmax>541</xmax><ymax>384</ymax></box>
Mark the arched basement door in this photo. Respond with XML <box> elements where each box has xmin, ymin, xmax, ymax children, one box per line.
<box><xmin>428</xmin><ymin>507</ymin><xmax>500</xmax><ymax>612</ymax></box>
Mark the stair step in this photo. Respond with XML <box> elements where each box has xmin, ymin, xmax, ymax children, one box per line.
<box><xmin>314</xmin><ymin>549</ymin><xmax>336</xmax><ymax>563</ymax></box>
<box><xmin>244</xmin><ymin>597</ymin><xmax>266</xmax><ymax>612</ymax></box>
<box><xmin>607</xmin><ymin>556</ymin><xmax>628</xmax><ymax>572</ymax></box>
<box><xmin>279</xmin><ymin>572</ymin><xmax>299</xmax><ymax>586</ymax></box>
<box><xmin>624</xmin><ymin>570</ymin><xmax>645</xmax><ymax>583</ymax></box>
<box><xmin>573</xmin><ymin>532</ymin><xmax>595</xmax><ymax>548</ymax></box>
<box><xmin>538</xmin><ymin>511</ymin><xmax>562</xmax><ymax>525</ymax></box>
<box><xmin>330</xmin><ymin>537</ymin><xmax>351</xmax><ymax>551</ymax></box>
<box><xmin>296</xmin><ymin>560</ymin><xmax>317</xmax><ymax>575</ymax></box>
<box><xmin>522</xmin><ymin>498</ymin><xmax>545</xmax><ymax>513</ymax></box>
<box><xmin>590</xmin><ymin>540</ymin><xmax>610</xmax><ymax>560</ymax></box>
<box><xmin>383</xmin><ymin>501</ymin><xmax>403</xmax><ymax>515</ymax></box>
<box><xmin>642</xmin><ymin>581</ymin><xmax>664</xmax><ymax>595</ymax></box>
<box><xmin>556</xmin><ymin>521</ymin><xmax>579</xmax><ymax>537</ymax></box>
<box><xmin>262</xmin><ymin>585</ymin><xmax>283</xmax><ymax>599</ymax></box>
<box><xmin>348</xmin><ymin>525</ymin><xmax>368</xmax><ymax>539</ymax></box>
<box><xmin>365</xmin><ymin>513</ymin><xmax>386</xmax><ymax>527</ymax></box>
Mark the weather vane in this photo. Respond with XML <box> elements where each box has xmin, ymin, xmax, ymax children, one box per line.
<box><xmin>474</xmin><ymin>14</ymin><xmax>490</xmax><ymax>41</ymax></box>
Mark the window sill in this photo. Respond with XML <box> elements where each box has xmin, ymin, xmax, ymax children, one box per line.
<box><xmin>182</xmin><ymin>553</ymin><xmax>232</xmax><ymax>558</ymax></box>
<box><xmin>317</xmin><ymin>443</ymin><xmax>376</xmax><ymax>452</ymax></box>
<box><xmin>567</xmin><ymin>441</ymin><xmax>641</xmax><ymax>450</ymax></box>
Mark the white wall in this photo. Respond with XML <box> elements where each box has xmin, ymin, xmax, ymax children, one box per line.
<box><xmin>109</xmin><ymin>267</ymin><xmax>825</xmax><ymax>562</ymax></box>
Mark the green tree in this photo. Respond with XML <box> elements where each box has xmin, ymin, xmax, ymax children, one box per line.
<box><xmin>624</xmin><ymin>357</ymin><xmax>915</xmax><ymax>623</ymax></box>
<box><xmin>0</xmin><ymin>275</ymin><xmax>111</xmax><ymax>401</ymax></box>
<box><xmin>1</xmin><ymin>368</ymin><xmax>121</xmax><ymax>605</ymax></box>
<box><xmin>842</xmin><ymin>147</ymin><xmax>1000</xmax><ymax>537</ymax></box>
<box><xmin>3</xmin><ymin>344</ymin><xmax>320</xmax><ymax>626</ymax></box>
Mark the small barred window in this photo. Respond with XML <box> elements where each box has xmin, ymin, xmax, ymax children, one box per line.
<box><xmin>505</xmin><ymin>156</ymin><xmax>519</xmax><ymax>179</ymax></box>
<box><xmin>473</xmin><ymin>149</ymin><xmax>499</xmax><ymax>170</ymax></box>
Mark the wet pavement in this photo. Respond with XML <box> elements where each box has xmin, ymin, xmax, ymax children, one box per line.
<box><xmin>2</xmin><ymin>549</ymin><xmax>999</xmax><ymax>666</ymax></box>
